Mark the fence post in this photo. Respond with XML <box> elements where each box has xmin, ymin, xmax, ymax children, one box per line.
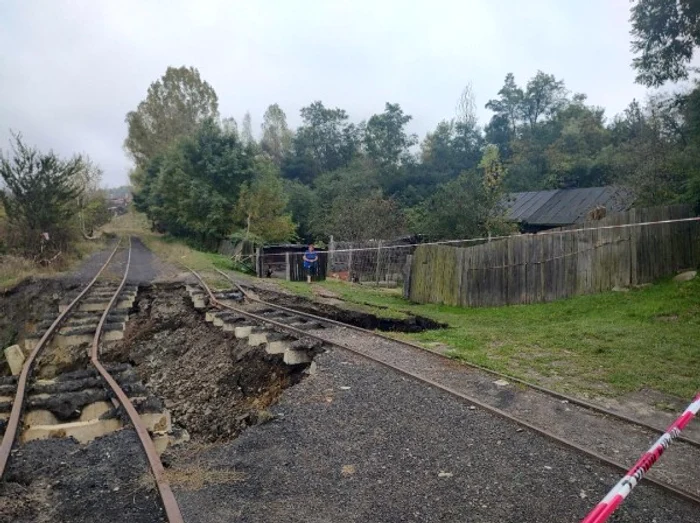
<box><xmin>375</xmin><ymin>240</ymin><xmax>383</xmax><ymax>286</ymax></box>
<box><xmin>329</xmin><ymin>235</ymin><xmax>335</xmax><ymax>272</ymax></box>
<box><xmin>403</xmin><ymin>254</ymin><xmax>413</xmax><ymax>299</ymax></box>
<box><xmin>255</xmin><ymin>248</ymin><xmax>261</xmax><ymax>278</ymax></box>
<box><xmin>285</xmin><ymin>252</ymin><xmax>291</xmax><ymax>281</ymax></box>
<box><xmin>348</xmin><ymin>246</ymin><xmax>354</xmax><ymax>282</ymax></box>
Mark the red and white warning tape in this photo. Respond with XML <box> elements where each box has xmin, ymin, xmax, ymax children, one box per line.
<box><xmin>581</xmin><ymin>392</ymin><xmax>700</xmax><ymax>523</ymax></box>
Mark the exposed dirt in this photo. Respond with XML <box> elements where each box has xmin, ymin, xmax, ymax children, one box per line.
<box><xmin>106</xmin><ymin>283</ymin><xmax>311</xmax><ymax>442</ymax></box>
<box><xmin>251</xmin><ymin>285</ymin><xmax>446</xmax><ymax>332</ymax></box>
<box><xmin>0</xmin><ymin>430</ymin><xmax>165</xmax><ymax>523</ymax></box>
<box><xmin>0</xmin><ymin>278</ymin><xmax>73</xmax><ymax>374</ymax></box>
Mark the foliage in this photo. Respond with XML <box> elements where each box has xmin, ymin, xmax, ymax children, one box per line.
<box><xmin>631</xmin><ymin>0</ymin><xmax>700</xmax><ymax>86</ymax></box>
<box><xmin>234</xmin><ymin>159</ymin><xmax>297</xmax><ymax>243</ymax></box>
<box><xmin>260</xmin><ymin>104</ymin><xmax>293</xmax><ymax>166</ymax></box>
<box><xmin>134</xmin><ymin>118</ymin><xmax>254</xmax><ymax>249</ymax></box>
<box><xmin>124</xmin><ymin>55</ymin><xmax>700</xmax><ymax>251</ymax></box>
<box><xmin>363</xmin><ymin>102</ymin><xmax>417</xmax><ymax>167</ymax></box>
<box><xmin>0</xmin><ymin>134</ymin><xmax>83</xmax><ymax>257</ymax></box>
<box><xmin>125</xmin><ymin>66</ymin><xmax>219</xmax><ymax>171</ymax></box>
<box><xmin>411</xmin><ymin>145</ymin><xmax>512</xmax><ymax>241</ymax></box>
<box><xmin>282</xmin><ymin>101</ymin><xmax>359</xmax><ymax>183</ymax></box>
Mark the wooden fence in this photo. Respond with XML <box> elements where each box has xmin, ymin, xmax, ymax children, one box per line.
<box><xmin>409</xmin><ymin>205</ymin><xmax>700</xmax><ymax>307</ymax></box>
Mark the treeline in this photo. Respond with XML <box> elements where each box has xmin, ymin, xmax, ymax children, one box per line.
<box><xmin>129</xmin><ymin>66</ymin><xmax>700</xmax><ymax>249</ymax></box>
<box><xmin>0</xmin><ymin>135</ymin><xmax>111</xmax><ymax>261</ymax></box>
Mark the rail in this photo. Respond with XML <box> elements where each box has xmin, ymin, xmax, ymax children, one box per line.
<box><xmin>0</xmin><ymin>238</ymin><xmax>123</xmax><ymax>476</ymax></box>
<box><xmin>189</xmin><ymin>268</ymin><xmax>700</xmax><ymax>510</ymax></box>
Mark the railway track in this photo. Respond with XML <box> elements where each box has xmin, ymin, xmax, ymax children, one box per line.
<box><xmin>189</xmin><ymin>268</ymin><xmax>700</xmax><ymax>511</ymax></box>
<box><xmin>0</xmin><ymin>237</ymin><xmax>184</xmax><ymax>523</ymax></box>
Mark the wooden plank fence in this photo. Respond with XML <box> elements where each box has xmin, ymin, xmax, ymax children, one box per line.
<box><xmin>409</xmin><ymin>205</ymin><xmax>700</xmax><ymax>307</ymax></box>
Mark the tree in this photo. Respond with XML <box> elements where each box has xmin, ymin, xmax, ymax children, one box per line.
<box><xmin>631</xmin><ymin>0</ymin><xmax>700</xmax><ymax>86</ymax></box>
<box><xmin>0</xmin><ymin>134</ymin><xmax>83</xmax><ymax>257</ymax></box>
<box><xmin>135</xmin><ymin>119</ymin><xmax>254</xmax><ymax>249</ymax></box>
<box><xmin>125</xmin><ymin>66</ymin><xmax>219</xmax><ymax>170</ymax></box>
<box><xmin>363</xmin><ymin>103</ymin><xmax>417</xmax><ymax>167</ymax></box>
<box><xmin>486</xmin><ymin>73</ymin><xmax>523</xmax><ymax>136</ymax></box>
<box><xmin>411</xmin><ymin>150</ymin><xmax>512</xmax><ymax>241</ymax></box>
<box><xmin>260</xmin><ymin>104</ymin><xmax>293</xmax><ymax>165</ymax></box>
<box><xmin>235</xmin><ymin>159</ymin><xmax>296</xmax><ymax>242</ymax></box>
<box><xmin>283</xmin><ymin>179</ymin><xmax>317</xmax><ymax>242</ymax></box>
<box><xmin>72</xmin><ymin>157</ymin><xmax>110</xmax><ymax>236</ymax></box>
<box><xmin>241</xmin><ymin>112</ymin><xmax>255</xmax><ymax>147</ymax></box>
<box><xmin>283</xmin><ymin>101</ymin><xmax>359</xmax><ymax>182</ymax></box>
<box><xmin>323</xmin><ymin>196</ymin><xmax>406</xmax><ymax>241</ymax></box>
<box><xmin>520</xmin><ymin>71</ymin><xmax>568</xmax><ymax>128</ymax></box>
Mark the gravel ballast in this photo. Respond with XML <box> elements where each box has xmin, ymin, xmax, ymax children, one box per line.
<box><xmin>170</xmin><ymin>348</ymin><xmax>699</xmax><ymax>522</ymax></box>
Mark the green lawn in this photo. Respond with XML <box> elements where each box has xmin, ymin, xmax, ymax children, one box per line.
<box><xmin>104</xmin><ymin>210</ymin><xmax>700</xmax><ymax>400</ymax></box>
<box><xmin>289</xmin><ymin>277</ymin><xmax>700</xmax><ymax>400</ymax></box>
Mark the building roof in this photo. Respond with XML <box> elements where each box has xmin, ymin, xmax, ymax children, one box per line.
<box><xmin>504</xmin><ymin>186</ymin><xmax>634</xmax><ymax>226</ymax></box>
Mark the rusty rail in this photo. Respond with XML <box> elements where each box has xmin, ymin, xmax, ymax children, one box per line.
<box><xmin>91</xmin><ymin>237</ymin><xmax>184</xmax><ymax>523</ymax></box>
<box><xmin>215</xmin><ymin>268</ymin><xmax>700</xmax><ymax>450</ymax></box>
<box><xmin>191</xmin><ymin>268</ymin><xmax>700</xmax><ymax>509</ymax></box>
<box><xmin>0</xmin><ymin>238</ymin><xmax>123</xmax><ymax>477</ymax></box>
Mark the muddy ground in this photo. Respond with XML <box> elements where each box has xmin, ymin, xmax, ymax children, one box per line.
<box><xmin>1</xmin><ymin>274</ymin><xmax>312</xmax><ymax>521</ymax></box>
<box><xmin>250</xmin><ymin>285</ymin><xmax>445</xmax><ymax>333</ymax></box>
<box><xmin>108</xmin><ymin>283</ymin><xmax>311</xmax><ymax>442</ymax></box>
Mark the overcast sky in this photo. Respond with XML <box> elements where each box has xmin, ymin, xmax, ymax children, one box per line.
<box><xmin>1</xmin><ymin>0</ymin><xmax>651</xmax><ymax>187</ymax></box>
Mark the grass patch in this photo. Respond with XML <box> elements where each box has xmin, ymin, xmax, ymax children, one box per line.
<box><xmin>103</xmin><ymin>209</ymin><xmax>699</xmax><ymax>400</ymax></box>
<box><xmin>281</xmin><ymin>276</ymin><xmax>700</xmax><ymax>400</ymax></box>
<box><xmin>0</xmin><ymin>238</ymin><xmax>107</xmax><ymax>291</ymax></box>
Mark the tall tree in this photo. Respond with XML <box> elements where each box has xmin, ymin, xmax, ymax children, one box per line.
<box><xmin>124</xmin><ymin>66</ymin><xmax>219</xmax><ymax>170</ymax></box>
<box><xmin>284</xmin><ymin>101</ymin><xmax>359</xmax><ymax>182</ymax></box>
<box><xmin>486</xmin><ymin>73</ymin><xmax>523</xmax><ymax>136</ymax></box>
<box><xmin>520</xmin><ymin>71</ymin><xmax>568</xmax><ymax>128</ymax></box>
<box><xmin>631</xmin><ymin>0</ymin><xmax>700</xmax><ymax>86</ymax></box>
<box><xmin>363</xmin><ymin>102</ymin><xmax>417</xmax><ymax>168</ymax></box>
<box><xmin>235</xmin><ymin>159</ymin><xmax>296</xmax><ymax>242</ymax></box>
<box><xmin>0</xmin><ymin>134</ymin><xmax>83</xmax><ymax>256</ymax></box>
<box><xmin>241</xmin><ymin>112</ymin><xmax>255</xmax><ymax>147</ymax></box>
<box><xmin>135</xmin><ymin>119</ymin><xmax>254</xmax><ymax>248</ymax></box>
<box><xmin>260</xmin><ymin>104</ymin><xmax>293</xmax><ymax>165</ymax></box>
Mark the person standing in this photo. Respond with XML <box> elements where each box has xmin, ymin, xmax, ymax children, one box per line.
<box><xmin>303</xmin><ymin>244</ymin><xmax>318</xmax><ymax>283</ymax></box>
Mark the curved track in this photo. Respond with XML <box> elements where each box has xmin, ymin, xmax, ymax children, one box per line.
<box><xmin>190</xmin><ymin>268</ymin><xmax>700</xmax><ymax>509</ymax></box>
<box><xmin>0</xmin><ymin>238</ymin><xmax>183</xmax><ymax>523</ymax></box>
<box><xmin>217</xmin><ymin>269</ymin><xmax>700</xmax><ymax>450</ymax></box>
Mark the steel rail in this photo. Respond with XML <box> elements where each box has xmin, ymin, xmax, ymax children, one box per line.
<box><xmin>215</xmin><ymin>268</ymin><xmax>700</xmax><ymax>450</ymax></box>
<box><xmin>191</xmin><ymin>269</ymin><xmax>700</xmax><ymax>509</ymax></box>
<box><xmin>0</xmin><ymin>238</ymin><xmax>123</xmax><ymax>478</ymax></box>
<box><xmin>91</xmin><ymin>237</ymin><xmax>184</xmax><ymax>523</ymax></box>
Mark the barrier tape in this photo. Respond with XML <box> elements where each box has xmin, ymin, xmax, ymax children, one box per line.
<box><xmin>581</xmin><ymin>392</ymin><xmax>700</xmax><ymax>523</ymax></box>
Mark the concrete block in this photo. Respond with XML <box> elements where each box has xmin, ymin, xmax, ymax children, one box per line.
<box><xmin>193</xmin><ymin>297</ymin><xmax>206</xmax><ymax>309</ymax></box>
<box><xmin>674</xmin><ymin>270</ymin><xmax>697</xmax><ymax>282</ymax></box>
<box><xmin>24</xmin><ymin>409</ymin><xmax>59</xmax><ymax>426</ymax></box>
<box><xmin>140</xmin><ymin>410</ymin><xmax>172</xmax><ymax>433</ymax></box>
<box><xmin>213</xmin><ymin>314</ymin><xmax>225</xmax><ymax>327</ymax></box>
<box><xmin>247</xmin><ymin>331</ymin><xmax>268</xmax><ymax>347</ymax></box>
<box><xmin>283</xmin><ymin>349</ymin><xmax>312</xmax><ymax>365</ymax></box>
<box><xmin>205</xmin><ymin>311</ymin><xmax>217</xmax><ymax>322</ymax></box>
<box><xmin>234</xmin><ymin>325</ymin><xmax>253</xmax><ymax>339</ymax></box>
<box><xmin>80</xmin><ymin>401</ymin><xmax>112</xmax><ymax>421</ymax></box>
<box><xmin>4</xmin><ymin>344</ymin><xmax>25</xmax><ymax>375</ymax></box>
<box><xmin>266</xmin><ymin>339</ymin><xmax>290</xmax><ymax>355</ymax></box>
<box><xmin>22</xmin><ymin>418</ymin><xmax>123</xmax><ymax>444</ymax></box>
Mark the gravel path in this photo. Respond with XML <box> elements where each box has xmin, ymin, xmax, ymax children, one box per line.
<box><xmin>308</xmin><ymin>326</ymin><xmax>700</xmax><ymax>499</ymax></box>
<box><xmin>171</xmin><ymin>348</ymin><xmax>698</xmax><ymax>522</ymax></box>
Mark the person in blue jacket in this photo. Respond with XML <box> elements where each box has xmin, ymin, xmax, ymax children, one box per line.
<box><xmin>303</xmin><ymin>244</ymin><xmax>318</xmax><ymax>283</ymax></box>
